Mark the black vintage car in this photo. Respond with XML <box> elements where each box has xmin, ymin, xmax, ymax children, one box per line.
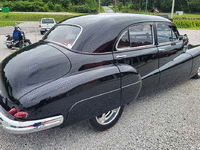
<box><xmin>0</xmin><ymin>13</ymin><xmax>200</xmax><ymax>134</ymax></box>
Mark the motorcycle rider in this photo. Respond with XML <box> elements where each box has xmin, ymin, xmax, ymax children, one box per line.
<box><xmin>13</xmin><ymin>26</ymin><xmax>24</xmax><ymax>48</ymax></box>
<box><xmin>5</xmin><ymin>26</ymin><xmax>31</xmax><ymax>49</ymax></box>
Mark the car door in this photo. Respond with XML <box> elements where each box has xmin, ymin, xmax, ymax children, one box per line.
<box><xmin>113</xmin><ymin>22</ymin><xmax>159</xmax><ymax>104</ymax></box>
<box><xmin>156</xmin><ymin>22</ymin><xmax>192</xmax><ymax>85</ymax></box>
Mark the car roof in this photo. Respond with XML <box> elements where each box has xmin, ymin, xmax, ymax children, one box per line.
<box><xmin>61</xmin><ymin>13</ymin><xmax>170</xmax><ymax>25</ymax></box>
<box><xmin>59</xmin><ymin>13</ymin><xmax>171</xmax><ymax>53</ymax></box>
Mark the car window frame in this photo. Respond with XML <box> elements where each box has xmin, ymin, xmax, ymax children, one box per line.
<box><xmin>42</xmin><ymin>24</ymin><xmax>83</xmax><ymax>49</ymax></box>
<box><xmin>116</xmin><ymin>22</ymin><xmax>155</xmax><ymax>52</ymax></box>
<box><xmin>155</xmin><ymin>22</ymin><xmax>180</xmax><ymax>46</ymax></box>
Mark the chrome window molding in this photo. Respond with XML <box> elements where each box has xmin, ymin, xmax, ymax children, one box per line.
<box><xmin>116</xmin><ymin>23</ymin><xmax>155</xmax><ymax>51</ymax></box>
<box><xmin>44</xmin><ymin>23</ymin><xmax>83</xmax><ymax>49</ymax></box>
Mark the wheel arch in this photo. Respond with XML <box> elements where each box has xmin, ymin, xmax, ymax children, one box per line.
<box><xmin>64</xmin><ymin>64</ymin><xmax>142</xmax><ymax>126</ymax></box>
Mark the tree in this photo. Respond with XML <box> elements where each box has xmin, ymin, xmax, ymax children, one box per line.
<box><xmin>188</xmin><ymin>0</ymin><xmax>200</xmax><ymax>12</ymax></box>
<box><xmin>60</xmin><ymin>0</ymin><xmax>70</xmax><ymax>9</ymax></box>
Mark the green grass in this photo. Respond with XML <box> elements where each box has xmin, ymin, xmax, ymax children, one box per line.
<box><xmin>173</xmin><ymin>20</ymin><xmax>200</xmax><ymax>30</ymax></box>
<box><xmin>111</xmin><ymin>7</ymin><xmax>200</xmax><ymax>19</ymax></box>
<box><xmin>0</xmin><ymin>21</ymin><xmax>21</xmax><ymax>27</ymax></box>
<box><xmin>1</xmin><ymin>11</ymin><xmax>200</xmax><ymax>29</ymax></box>
<box><xmin>168</xmin><ymin>13</ymin><xmax>200</xmax><ymax>19</ymax></box>
<box><xmin>0</xmin><ymin>12</ymin><xmax>86</xmax><ymax>22</ymax></box>
<box><xmin>110</xmin><ymin>8</ymin><xmax>200</xmax><ymax>29</ymax></box>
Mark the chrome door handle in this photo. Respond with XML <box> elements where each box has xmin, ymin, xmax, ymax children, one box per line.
<box><xmin>171</xmin><ymin>43</ymin><xmax>176</xmax><ymax>46</ymax></box>
<box><xmin>116</xmin><ymin>55</ymin><xmax>127</xmax><ymax>59</ymax></box>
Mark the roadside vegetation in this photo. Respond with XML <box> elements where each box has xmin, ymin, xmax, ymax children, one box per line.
<box><xmin>106</xmin><ymin>0</ymin><xmax>200</xmax><ymax>30</ymax></box>
<box><xmin>0</xmin><ymin>0</ymin><xmax>199</xmax><ymax>29</ymax></box>
<box><xmin>0</xmin><ymin>21</ymin><xmax>21</xmax><ymax>27</ymax></box>
<box><xmin>106</xmin><ymin>0</ymin><xmax>200</xmax><ymax>13</ymax></box>
<box><xmin>0</xmin><ymin>0</ymin><xmax>104</xmax><ymax>13</ymax></box>
<box><xmin>0</xmin><ymin>12</ymin><xmax>84</xmax><ymax>27</ymax></box>
<box><xmin>0</xmin><ymin>12</ymin><xmax>81</xmax><ymax>22</ymax></box>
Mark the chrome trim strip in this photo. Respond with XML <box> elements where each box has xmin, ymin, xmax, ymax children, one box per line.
<box><xmin>0</xmin><ymin>106</ymin><xmax>64</xmax><ymax>134</ymax></box>
<box><xmin>122</xmin><ymin>81</ymin><xmax>141</xmax><ymax>89</ymax></box>
<box><xmin>69</xmin><ymin>88</ymin><xmax>121</xmax><ymax>112</ymax></box>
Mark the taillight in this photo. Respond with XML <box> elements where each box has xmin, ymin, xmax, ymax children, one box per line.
<box><xmin>5</xmin><ymin>35</ymin><xmax>10</xmax><ymax>37</ymax></box>
<box><xmin>14</xmin><ymin>111</ymin><xmax>29</xmax><ymax>119</ymax></box>
<box><xmin>8</xmin><ymin>108</ymin><xmax>18</xmax><ymax>114</ymax></box>
<box><xmin>8</xmin><ymin>108</ymin><xmax>28</xmax><ymax>119</ymax></box>
<box><xmin>39</xmin><ymin>25</ymin><xmax>41</xmax><ymax>28</ymax></box>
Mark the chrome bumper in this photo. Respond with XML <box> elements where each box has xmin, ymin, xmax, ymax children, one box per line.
<box><xmin>0</xmin><ymin>105</ymin><xmax>64</xmax><ymax>134</ymax></box>
<box><xmin>40</xmin><ymin>28</ymin><xmax>50</xmax><ymax>31</ymax></box>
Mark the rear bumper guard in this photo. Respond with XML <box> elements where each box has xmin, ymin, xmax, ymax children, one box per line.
<box><xmin>0</xmin><ymin>105</ymin><xmax>64</xmax><ymax>134</ymax></box>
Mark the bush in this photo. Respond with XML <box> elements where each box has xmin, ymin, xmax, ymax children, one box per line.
<box><xmin>60</xmin><ymin>0</ymin><xmax>70</xmax><ymax>9</ymax></box>
<box><xmin>44</xmin><ymin>3</ymin><xmax>49</xmax><ymax>12</ymax></box>
<box><xmin>173</xmin><ymin>19</ymin><xmax>200</xmax><ymax>29</ymax></box>
<box><xmin>129</xmin><ymin>3</ymin><xmax>139</xmax><ymax>10</ymax></box>
<box><xmin>48</xmin><ymin>1</ymin><xmax>54</xmax><ymax>10</ymax></box>
<box><xmin>1</xmin><ymin>1</ymin><xmax>47</xmax><ymax>12</ymax></box>
<box><xmin>70</xmin><ymin>5</ymin><xmax>97</xmax><ymax>13</ymax></box>
<box><xmin>54</xmin><ymin>4</ymin><xmax>62</xmax><ymax>12</ymax></box>
<box><xmin>2</xmin><ymin>1</ymin><xmax>14</xmax><ymax>10</ymax></box>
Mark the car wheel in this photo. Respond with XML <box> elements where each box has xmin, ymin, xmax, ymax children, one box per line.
<box><xmin>19</xmin><ymin>41</ymin><xmax>23</xmax><ymax>48</ymax></box>
<box><xmin>24</xmin><ymin>40</ymin><xmax>31</xmax><ymax>47</ymax></box>
<box><xmin>6</xmin><ymin>38</ymin><xmax>13</xmax><ymax>49</ymax></box>
<box><xmin>192</xmin><ymin>67</ymin><xmax>200</xmax><ymax>79</ymax></box>
<box><xmin>89</xmin><ymin>106</ymin><xmax>124</xmax><ymax>131</ymax></box>
<box><xmin>40</xmin><ymin>31</ymin><xmax>45</xmax><ymax>35</ymax></box>
<box><xmin>6</xmin><ymin>44</ymin><xmax>12</xmax><ymax>49</ymax></box>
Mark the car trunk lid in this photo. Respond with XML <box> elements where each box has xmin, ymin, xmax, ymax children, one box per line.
<box><xmin>0</xmin><ymin>41</ymin><xmax>71</xmax><ymax>103</ymax></box>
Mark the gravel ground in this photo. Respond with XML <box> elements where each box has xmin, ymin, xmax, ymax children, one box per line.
<box><xmin>178</xmin><ymin>29</ymin><xmax>200</xmax><ymax>45</ymax></box>
<box><xmin>0</xmin><ymin>23</ymin><xmax>200</xmax><ymax>149</ymax></box>
<box><xmin>0</xmin><ymin>80</ymin><xmax>200</xmax><ymax>150</ymax></box>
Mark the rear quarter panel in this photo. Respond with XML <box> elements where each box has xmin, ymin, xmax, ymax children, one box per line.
<box><xmin>186</xmin><ymin>46</ymin><xmax>200</xmax><ymax>78</ymax></box>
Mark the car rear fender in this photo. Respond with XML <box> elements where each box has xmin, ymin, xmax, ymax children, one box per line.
<box><xmin>186</xmin><ymin>45</ymin><xmax>200</xmax><ymax>78</ymax></box>
<box><xmin>117</xmin><ymin>64</ymin><xmax>142</xmax><ymax>105</ymax></box>
<box><xmin>18</xmin><ymin>64</ymin><xmax>120</xmax><ymax>124</ymax></box>
<box><xmin>65</xmin><ymin>64</ymin><xmax>142</xmax><ymax>125</ymax></box>
<box><xmin>63</xmin><ymin>64</ymin><xmax>122</xmax><ymax>125</ymax></box>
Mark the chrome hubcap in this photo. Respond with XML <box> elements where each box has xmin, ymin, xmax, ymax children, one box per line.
<box><xmin>198</xmin><ymin>68</ymin><xmax>200</xmax><ymax>76</ymax></box>
<box><xmin>96</xmin><ymin>106</ymin><xmax>121</xmax><ymax>125</ymax></box>
<box><xmin>24</xmin><ymin>42</ymin><xmax>30</xmax><ymax>47</ymax></box>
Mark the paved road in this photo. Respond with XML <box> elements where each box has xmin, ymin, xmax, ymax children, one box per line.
<box><xmin>178</xmin><ymin>29</ymin><xmax>200</xmax><ymax>45</ymax></box>
<box><xmin>0</xmin><ymin>21</ymin><xmax>40</xmax><ymax>35</ymax></box>
<box><xmin>0</xmin><ymin>32</ymin><xmax>43</xmax><ymax>62</ymax></box>
<box><xmin>0</xmin><ymin>24</ymin><xmax>200</xmax><ymax>149</ymax></box>
<box><xmin>103</xmin><ymin>6</ymin><xmax>114</xmax><ymax>13</ymax></box>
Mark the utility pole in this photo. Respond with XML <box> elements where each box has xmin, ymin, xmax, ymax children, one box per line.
<box><xmin>115</xmin><ymin>0</ymin><xmax>117</xmax><ymax>13</ymax></box>
<box><xmin>99</xmin><ymin>0</ymin><xmax>100</xmax><ymax>13</ymax></box>
<box><xmin>171</xmin><ymin>0</ymin><xmax>175</xmax><ymax>19</ymax></box>
<box><xmin>146</xmin><ymin>0</ymin><xmax>148</xmax><ymax>12</ymax></box>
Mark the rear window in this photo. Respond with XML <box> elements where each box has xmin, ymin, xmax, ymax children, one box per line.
<box><xmin>43</xmin><ymin>25</ymin><xmax>81</xmax><ymax>49</ymax></box>
<box><xmin>42</xmin><ymin>19</ymin><xmax>55</xmax><ymax>24</ymax></box>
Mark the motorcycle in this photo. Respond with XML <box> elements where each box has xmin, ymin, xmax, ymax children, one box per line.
<box><xmin>4</xmin><ymin>27</ymin><xmax>31</xmax><ymax>49</ymax></box>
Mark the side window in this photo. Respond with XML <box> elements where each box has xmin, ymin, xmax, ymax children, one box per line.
<box><xmin>157</xmin><ymin>24</ymin><xmax>178</xmax><ymax>44</ymax></box>
<box><xmin>117</xmin><ymin>30</ymin><xmax>129</xmax><ymax>48</ymax></box>
<box><xmin>129</xmin><ymin>24</ymin><xmax>153</xmax><ymax>47</ymax></box>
